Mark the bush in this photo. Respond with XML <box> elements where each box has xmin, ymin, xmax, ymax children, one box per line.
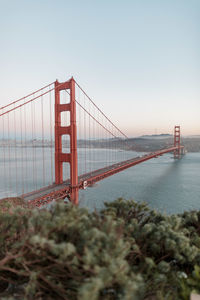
<box><xmin>0</xmin><ymin>198</ymin><xmax>200</xmax><ymax>299</ymax></box>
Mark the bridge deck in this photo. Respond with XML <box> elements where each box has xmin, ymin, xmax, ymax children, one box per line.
<box><xmin>23</xmin><ymin>146</ymin><xmax>184</xmax><ymax>206</ymax></box>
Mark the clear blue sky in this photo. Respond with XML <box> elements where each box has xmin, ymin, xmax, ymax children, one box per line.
<box><xmin>0</xmin><ymin>0</ymin><xmax>199</xmax><ymax>136</ymax></box>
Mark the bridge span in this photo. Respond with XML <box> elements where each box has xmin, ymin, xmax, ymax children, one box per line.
<box><xmin>24</xmin><ymin>145</ymin><xmax>184</xmax><ymax>207</ymax></box>
<box><xmin>0</xmin><ymin>77</ymin><xmax>185</xmax><ymax>207</ymax></box>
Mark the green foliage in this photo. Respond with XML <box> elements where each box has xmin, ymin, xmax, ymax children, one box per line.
<box><xmin>179</xmin><ymin>265</ymin><xmax>200</xmax><ymax>300</ymax></box>
<box><xmin>0</xmin><ymin>198</ymin><xmax>200</xmax><ymax>299</ymax></box>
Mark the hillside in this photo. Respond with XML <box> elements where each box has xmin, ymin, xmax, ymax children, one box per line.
<box><xmin>77</xmin><ymin>136</ymin><xmax>200</xmax><ymax>153</ymax></box>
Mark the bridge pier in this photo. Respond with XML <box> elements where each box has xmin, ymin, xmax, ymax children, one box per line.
<box><xmin>55</xmin><ymin>78</ymin><xmax>79</xmax><ymax>205</ymax></box>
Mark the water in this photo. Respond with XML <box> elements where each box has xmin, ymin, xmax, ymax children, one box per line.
<box><xmin>80</xmin><ymin>152</ymin><xmax>200</xmax><ymax>214</ymax></box>
<box><xmin>0</xmin><ymin>147</ymin><xmax>137</xmax><ymax>196</ymax></box>
<box><xmin>0</xmin><ymin>147</ymin><xmax>199</xmax><ymax>214</ymax></box>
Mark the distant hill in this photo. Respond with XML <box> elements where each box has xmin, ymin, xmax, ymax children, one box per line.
<box><xmin>139</xmin><ymin>134</ymin><xmax>172</xmax><ymax>139</ymax></box>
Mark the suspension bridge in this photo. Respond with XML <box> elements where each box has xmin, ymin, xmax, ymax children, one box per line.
<box><xmin>0</xmin><ymin>77</ymin><xmax>184</xmax><ymax>207</ymax></box>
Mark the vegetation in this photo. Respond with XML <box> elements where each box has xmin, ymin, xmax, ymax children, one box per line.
<box><xmin>0</xmin><ymin>198</ymin><xmax>200</xmax><ymax>299</ymax></box>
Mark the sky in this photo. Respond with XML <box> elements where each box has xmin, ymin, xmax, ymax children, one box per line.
<box><xmin>0</xmin><ymin>0</ymin><xmax>200</xmax><ymax>137</ymax></box>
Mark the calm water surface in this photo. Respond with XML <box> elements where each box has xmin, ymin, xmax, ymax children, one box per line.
<box><xmin>80</xmin><ymin>152</ymin><xmax>200</xmax><ymax>214</ymax></box>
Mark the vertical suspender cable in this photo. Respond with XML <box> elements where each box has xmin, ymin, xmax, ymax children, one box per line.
<box><xmin>78</xmin><ymin>88</ymin><xmax>81</xmax><ymax>176</ymax></box>
<box><xmin>89</xmin><ymin>98</ymin><xmax>91</xmax><ymax>174</ymax></box>
<box><xmin>14</xmin><ymin>106</ymin><xmax>18</xmax><ymax>195</ymax></box>
<box><xmin>107</xmin><ymin>120</ymin><xmax>108</xmax><ymax>166</ymax></box>
<box><xmin>2</xmin><ymin>109</ymin><xmax>7</xmax><ymax>196</ymax></box>
<box><xmin>41</xmin><ymin>95</ymin><xmax>45</xmax><ymax>186</ymax></box>
<box><xmin>84</xmin><ymin>94</ymin><xmax>86</xmax><ymax>174</ymax></box>
<box><xmin>7</xmin><ymin>114</ymin><xmax>11</xmax><ymax>194</ymax></box>
<box><xmin>20</xmin><ymin>106</ymin><xmax>24</xmax><ymax>194</ymax></box>
<box><xmin>31</xmin><ymin>101</ymin><xmax>35</xmax><ymax>190</ymax></box>
<box><xmin>98</xmin><ymin>109</ymin><xmax>99</xmax><ymax>156</ymax></box>
<box><xmin>24</xmin><ymin>100</ymin><xmax>28</xmax><ymax>193</ymax></box>
<box><xmin>31</xmin><ymin>100</ymin><xmax>36</xmax><ymax>190</ymax></box>
<box><xmin>7</xmin><ymin>113</ymin><xmax>12</xmax><ymax>193</ymax></box>
<box><xmin>33</xmin><ymin>101</ymin><xmax>37</xmax><ymax>188</ymax></box>
<box><xmin>30</xmin><ymin>102</ymin><xmax>33</xmax><ymax>189</ymax></box>
<box><xmin>93</xmin><ymin>104</ymin><xmax>95</xmax><ymax>172</ymax></box>
<box><xmin>77</xmin><ymin>88</ymin><xmax>82</xmax><ymax>175</ymax></box>
<box><xmin>49</xmin><ymin>86</ymin><xmax>53</xmax><ymax>184</ymax></box>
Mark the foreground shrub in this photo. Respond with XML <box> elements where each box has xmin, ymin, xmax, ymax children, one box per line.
<box><xmin>0</xmin><ymin>201</ymin><xmax>143</xmax><ymax>299</ymax></box>
<box><xmin>0</xmin><ymin>198</ymin><xmax>200</xmax><ymax>299</ymax></box>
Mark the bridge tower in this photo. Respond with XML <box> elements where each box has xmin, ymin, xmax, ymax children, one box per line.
<box><xmin>54</xmin><ymin>77</ymin><xmax>78</xmax><ymax>205</ymax></box>
<box><xmin>174</xmin><ymin>125</ymin><xmax>181</xmax><ymax>159</ymax></box>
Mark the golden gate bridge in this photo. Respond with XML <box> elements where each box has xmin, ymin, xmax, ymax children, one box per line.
<box><xmin>0</xmin><ymin>77</ymin><xmax>184</xmax><ymax>207</ymax></box>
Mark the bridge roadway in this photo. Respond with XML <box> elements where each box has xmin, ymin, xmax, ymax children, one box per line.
<box><xmin>23</xmin><ymin>145</ymin><xmax>184</xmax><ymax>206</ymax></box>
